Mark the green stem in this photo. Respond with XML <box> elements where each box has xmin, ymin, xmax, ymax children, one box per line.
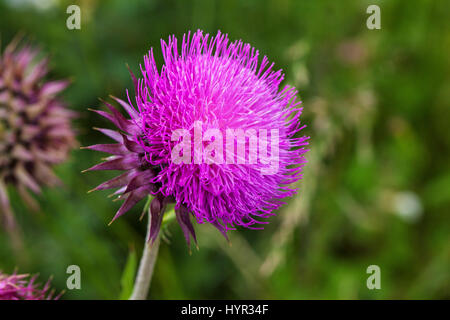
<box><xmin>129</xmin><ymin>209</ymin><xmax>160</xmax><ymax>300</ymax></box>
<box><xmin>129</xmin><ymin>198</ymin><xmax>175</xmax><ymax>300</ymax></box>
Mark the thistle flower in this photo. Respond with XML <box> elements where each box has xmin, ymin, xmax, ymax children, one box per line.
<box><xmin>0</xmin><ymin>271</ymin><xmax>60</xmax><ymax>300</ymax></box>
<box><xmin>0</xmin><ymin>38</ymin><xmax>76</xmax><ymax>228</ymax></box>
<box><xmin>86</xmin><ymin>30</ymin><xmax>308</xmax><ymax>247</ymax></box>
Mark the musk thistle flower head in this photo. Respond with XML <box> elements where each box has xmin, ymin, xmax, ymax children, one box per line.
<box><xmin>0</xmin><ymin>38</ymin><xmax>76</xmax><ymax>228</ymax></box>
<box><xmin>0</xmin><ymin>271</ymin><xmax>60</xmax><ymax>300</ymax></box>
<box><xmin>86</xmin><ymin>30</ymin><xmax>308</xmax><ymax>247</ymax></box>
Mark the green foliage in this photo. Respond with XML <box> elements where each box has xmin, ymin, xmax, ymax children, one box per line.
<box><xmin>0</xmin><ymin>0</ymin><xmax>448</xmax><ymax>299</ymax></box>
<box><xmin>119</xmin><ymin>247</ymin><xmax>137</xmax><ymax>300</ymax></box>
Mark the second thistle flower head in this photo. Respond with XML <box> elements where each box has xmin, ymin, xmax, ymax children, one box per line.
<box><xmin>86</xmin><ymin>30</ymin><xmax>308</xmax><ymax>246</ymax></box>
<box><xmin>0</xmin><ymin>271</ymin><xmax>60</xmax><ymax>300</ymax></box>
<box><xmin>0</xmin><ymin>37</ymin><xmax>76</xmax><ymax>227</ymax></box>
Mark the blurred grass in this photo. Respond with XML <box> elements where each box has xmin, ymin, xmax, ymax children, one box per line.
<box><xmin>0</xmin><ymin>0</ymin><xmax>449</xmax><ymax>299</ymax></box>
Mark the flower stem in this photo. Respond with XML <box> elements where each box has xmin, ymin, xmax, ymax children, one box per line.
<box><xmin>129</xmin><ymin>210</ymin><xmax>160</xmax><ymax>300</ymax></box>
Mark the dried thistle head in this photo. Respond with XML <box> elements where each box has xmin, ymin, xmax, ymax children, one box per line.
<box><xmin>0</xmin><ymin>37</ymin><xmax>76</xmax><ymax>228</ymax></box>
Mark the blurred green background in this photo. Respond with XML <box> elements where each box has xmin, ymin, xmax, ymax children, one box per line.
<box><xmin>0</xmin><ymin>0</ymin><xmax>449</xmax><ymax>299</ymax></box>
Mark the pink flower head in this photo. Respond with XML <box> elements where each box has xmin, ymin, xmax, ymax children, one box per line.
<box><xmin>0</xmin><ymin>271</ymin><xmax>60</xmax><ymax>300</ymax></box>
<box><xmin>85</xmin><ymin>30</ymin><xmax>308</xmax><ymax>247</ymax></box>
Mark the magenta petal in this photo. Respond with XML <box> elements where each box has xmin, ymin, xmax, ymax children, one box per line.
<box><xmin>93</xmin><ymin>127</ymin><xmax>123</xmax><ymax>142</ymax></box>
<box><xmin>100</xmin><ymin>100</ymin><xmax>140</xmax><ymax>135</ymax></box>
<box><xmin>111</xmin><ymin>95</ymin><xmax>139</xmax><ymax>120</ymax></box>
<box><xmin>175</xmin><ymin>206</ymin><xmax>197</xmax><ymax>248</ymax></box>
<box><xmin>83</xmin><ymin>143</ymin><xmax>128</xmax><ymax>155</ymax></box>
<box><xmin>85</xmin><ymin>155</ymin><xmax>139</xmax><ymax>171</ymax></box>
<box><xmin>126</xmin><ymin>64</ymin><xmax>139</xmax><ymax>95</ymax></box>
<box><xmin>111</xmin><ymin>186</ymin><xmax>149</xmax><ymax>222</ymax></box>
<box><xmin>121</xmin><ymin>134</ymin><xmax>144</xmax><ymax>153</ymax></box>
<box><xmin>89</xmin><ymin>109</ymin><xmax>119</xmax><ymax>127</ymax></box>
<box><xmin>211</xmin><ymin>220</ymin><xmax>229</xmax><ymax>242</ymax></box>
<box><xmin>123</xmin><ymin>170</ymin><xmax>155</xmax><ymax>194</ymax></box>
<box><xmin>91</xmin><ymin>170</ymin><xmax>136</xmax><ymax>191</ymax></box>
<box><xmin>148</xmin><ymin>196</ymin><xmax>165</xmax><ymax>243</ymax></box>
